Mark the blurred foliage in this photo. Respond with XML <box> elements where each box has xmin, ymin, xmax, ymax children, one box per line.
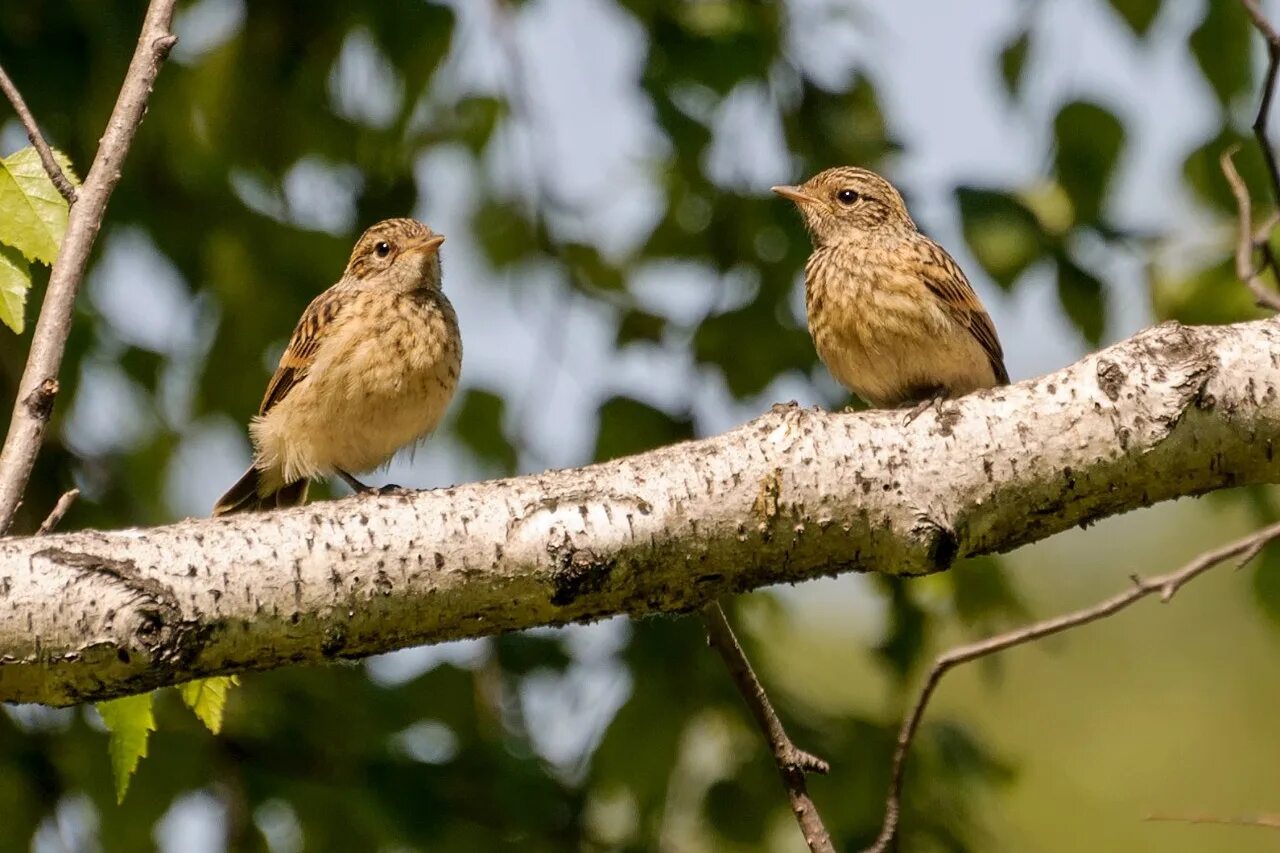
<box><xmin>0</xmin><ymin>1</ymin><xmax>1277</xmax><ymax>851</ymax></box>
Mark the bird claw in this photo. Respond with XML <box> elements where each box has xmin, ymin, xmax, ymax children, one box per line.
<box><xmin>373</xmin><ymin>483</ymin><xmax>412</xmax><ymax>496</ymax></box>
<box><xmin>901</xmin><ymin>395</ymin><xmax>944</xmax><ymax>425</ymax></box>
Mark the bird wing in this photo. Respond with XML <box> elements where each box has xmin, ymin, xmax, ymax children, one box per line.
<box><xmin>916</xmin><ymin>239</ymin><xmax>1009</xmax><ymax>385</ymax></box>
<box><xmin>258</xmin><ymin>285</ymin><xmax>352</xmax><ymax>416</ymax></box>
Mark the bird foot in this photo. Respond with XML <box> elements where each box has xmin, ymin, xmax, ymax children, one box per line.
<box><xmin>339</xmin><ymin>470</ymin><xmax>415</xmax><ymax>496</ymax></box>
<box><xmin>901</xmin><ymin>395</ymin><xmax>945</xmax><ymax>425</ymax></box>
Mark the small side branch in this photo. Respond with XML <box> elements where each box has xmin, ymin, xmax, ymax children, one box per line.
<box><xmin>863</xmin><ymin>520</ymin><xmax>1280</xmax><ymax>853</ymax></box>
<box><xmin>0</xmin><ymin>63</ymin><xmax>77</xmax><ymax>204</ymax></box>
<box><xmin>701</xmin><ymin>601</ymin><xmax>834</xmax><ymax>853</ymax></box>
<box><xmin>1242</xmin><ymin>0</ymin><xmax>1280</xmax><ymax>206</ymax></box>
<box><xmin>1221</xmin><ymin>147</ymin><xmax>1280</xmax><ymax>311</ymax></box>
<box><xmin>37</xmin><ymin>488</ymin><xmax>79</xmax><ymax>536</ymax></box>
<box><xmin>0</xmin><ymin>2</ymin><xmax>179</xmax><ymax>534</ymax></box>
<box><xmin>1145</xmin><ymin>813</ymin><xmax>1280</xmax><ymax>831</ymax></box>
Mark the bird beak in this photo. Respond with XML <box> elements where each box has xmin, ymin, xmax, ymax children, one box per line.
<box><xmin>771</xmin><ymin>185</ymin><xmax>820</xmax><ymax>206</ymax></box>
<box><xmin>408</xmin><ymin>234</ymin><xmax>446</xmax><ymax>255</ymax></box>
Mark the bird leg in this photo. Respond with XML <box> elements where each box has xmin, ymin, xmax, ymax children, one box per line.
<box><xmin>338</xmin><ymin>470</ymin><xmax>371</xmax><ymax>492</ymax></box>
<box><xmin>339</xmin><ymin>470</ymin><xmax>412</xmax><ymax>496</ymax></box>
<box><xmin>900</xmin><ymin>389</ymin><xmax>947</xmax><ymax>425</ymax></box>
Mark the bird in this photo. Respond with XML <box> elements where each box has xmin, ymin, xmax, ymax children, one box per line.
<box><xmin>213</xmin><ymin>218</ymin><xmax>462</xmax><ymax>515</ymax></box>
<box><xmin>772</xmin><ymin>166</ymin><xmax>1008</xmax><ymax>415</ymax></box>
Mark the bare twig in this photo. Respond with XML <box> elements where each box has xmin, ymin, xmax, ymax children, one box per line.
<box><xmin>1220</xmin><ymin>147</ymin><xmax>1280</xmax><ymax>311</ymax></box>
<box><xmin>0</xmin><ymin>2</ymin><xmax>178</xmax><ymax>534</ymax></box>
<box><xmin>36</xmin><ymin>488</ymin><xmax>78</xmax><ymax>536</ymax></box>
<box><xmin>1242</xmin><ymin>0</ymin><xmax>1280</xmax><ymax>207</ymax></box>
<box><xmin>701</xmin><ymin>601</ymin><xmax>834</xmax><ymax>853</ymax></box>
<box><xmin>0</xmin><ymin>63</ymin><xmax>77</xmax><ymax>204</ymax></box>
<box><xmin>1145</xmin><ymin>813</ymin><xmax>1280</xmax><ymax>831</ymax></box>
<box><xmin>863</xmin><ymin>520</ymin><xmax>1280</xmax><ymax>853</ymax></box>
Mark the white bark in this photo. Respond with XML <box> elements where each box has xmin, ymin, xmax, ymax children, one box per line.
<box><xmin>2</xmin><ymin>320</ymin><xmax>1277</xmax><ymax>706</ymax></box>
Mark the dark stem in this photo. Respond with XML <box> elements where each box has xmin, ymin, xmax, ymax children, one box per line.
<box><xmin>0</xmin><ymin>63</ymin><xmax>78</xmax><ymax>204</ymax></box>
<box><xmin>863</xmin><ymin>519</ymin><xmax>1280</xmax><ymax>852</ymax></box>
<box><xmin>701</xmin><ymin>600</ymin><xmax>834</xmax><ymax>853</ymax></box>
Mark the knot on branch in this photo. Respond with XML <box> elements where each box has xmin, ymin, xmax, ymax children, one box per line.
<box><xmin>548</xmin><ymin>537</ymin><xmax>616</xmax><ymax>607</ymax></box>
<box><xmin>23</xmin><ymin>378</ymin><xmax>58</xmax><ymax>420</ymax></box>
<box><xmin>35</xmin><ymin>546</ymin><xmax>207</xmax><ymax>672</ymax></box>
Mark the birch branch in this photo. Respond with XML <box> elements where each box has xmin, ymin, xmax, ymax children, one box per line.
<box><xmin>1</xmin><ymin>319</ymin><xmax>1278</xmax><ymax>705</ymax></box>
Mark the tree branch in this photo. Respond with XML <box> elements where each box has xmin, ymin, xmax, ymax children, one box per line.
<box><xmin>1243</xmin><ymin>0</ymin><xmax>1280</xmax><ymax>207</ymax></box>
<box><xmin>862</xmin><ymin>519</ymin><xmax>1280</xmax><ymax>852</ymax></box>
<box><xmin>0</xmin><ymin>318</ymin><xmax>1277</xmax><ymax>705</ymax></box>
<box><xmin>1145</xmin><ymin>813</ymin><xmax>1280</xmax><ymax>831</ymax></box>
<box><xmin>701</xmin><ymin>601</ymin><xmax>833</xmax><ymax>853</ymax></box>
<box><xmin>0</xmin><ymin>63</ymin><xmax>77</xmax><ymax>204</ymax></box>
<box><xmin>1221</xmin><ymin>147</ymin><xmax>1280</xmax><ymax>311</ymax></box>
<box><xmin>0</xmin><ymin>1</ymin><xmax>178</xmax><ymax>534</ymax></box>
<box><xmin>36</xmin><ymin>488</ymin><xmax>79</xmax><ymax>536</ymax></box>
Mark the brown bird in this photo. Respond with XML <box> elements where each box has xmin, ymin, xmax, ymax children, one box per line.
<box><xmin>213</xmin><ymin>218</ymin><xmax>462</xmax><ymax>515</ymax></box>
<box><xmin>773</xmin><ymin>166</ymin><xmax>1008</xmax><ymax>413</ymax></box>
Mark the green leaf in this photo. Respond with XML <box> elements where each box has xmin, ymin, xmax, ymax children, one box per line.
<box><xmin>558</xmin><ymin>242</ymin><xmax>624</xmax><ymax>292</ymax></box>
<box><xmin>1182</xmin><ymin>128</ymin><xmax>1268</xmax><ymax>215</ymax></box>
<box><xmin>453</xmin><ymin>388</ymin><xmax>516</xmax><ymax>473</ymax></box>
<box><xmin>693</xmin><ymin>299</ymin><xmax>815</xmax><ymax>398</ymax></box>
<box><xmin>179</xmin><ymin>675</ymin><xmax>239</xmax><ymax>734</ymax></box>
<box><xmin>616</xmin><ymin>308</ymin><xmax>666</xmax><ymax>346</ymax></box>
<box><xmin>1152</xmin><ymin>256</ymin><xmax>1268</xmax><ymax>325</ymax></box>
<box><xmin>0</xmin><ymin>245</ymin><xmax>31</xmax><ymax>334</ymax></box>
<box><xmin>593</xmin><ymin>396</ymin><xmax>693</xmax><ymax>462</ymax></box>
<box><xmin>1189</xmin><ymin>0</ymin><xmax>1251</xmax><ymax>105</ymax></box>
<box><xmin>96</xmin><ymin>691</ymin><xmax>156</xmax><ymax>804</ymax></box>
<box><xmin>955</xmin><ymin>187</ymin><xmax>1047</xmax><ymax>289</ymax></box>
<box><xmin>999</xmin><ymin>31</ymin><xmax>1030</xmax><ymax>97</ymax></box>
<box><xmin>0</xmin><ymin>147</ymin><xmax>80</xmax><ymax>265</ymax></box>
<box><xmin>951</xmin><ymin>556</ymin><xmax>1029</xmax><ymax>635</ymax></box>
<box><xmin>471</xmin><ymin>200</ymin><xmax>539</xmax><ymax>268</ymax></box>
<box><xmin>1052</xmin><ymin>101</ymin><xmax>1124</xmax><ymax>225</ymax></box>
<box><xmin>1055</xmin><ymin>253</ymin><xmax>1107</xmax><ymax>345</ymax></box>
<box><xmin>705</xmin><ymin>777</ymin><xmax>768</xmax><ymax>843</ymax></box>
<box><xmin>1108</xmin><ymin>0</ymin><xmax>1161</xmax><ymax>36</ymax></box>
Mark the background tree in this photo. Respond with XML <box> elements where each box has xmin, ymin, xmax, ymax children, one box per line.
<box><xmin>0</xmin><ymin>1</ymin><xmax>1277</xmax><ymax>851</ymax></box>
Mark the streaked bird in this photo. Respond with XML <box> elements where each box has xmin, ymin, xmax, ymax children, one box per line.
<box><xmin>213</xmin><ymin>218</ymin><xmax>462</xmax><ymax>515</ymax></box>
<box><xmin>773</xmin><ymin>166</ymin><xmax>1007</xmax><ymax>413</ymax></box>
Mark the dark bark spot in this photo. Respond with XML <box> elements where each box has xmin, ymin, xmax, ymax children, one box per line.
<box><xmin>321</xmin><ymin>625</ymin><xmax>348</xmax><ymax>658</ymax></box>
<box><xmin>934</xmin><ymin>405</ymin><xmax>961</xmax><ymax>437</ymax></box>
<box><xmin>1096</xmin><ymin>359</ymin><xmax>1124</xmax><ymax>402</ymax></box>
<box><xmin>927</xmin><ymin>525</ymin><xmax>959</xmax><ymax>571</ymax></box>
<box><xmin>548</xmin><ymin>543</ymin><xmax>615</xmax><ymax>607</ymax></box>
<box><xmin>23</xmin><ymin>378</ymin><xmax>58</xmax><ymax>420</ymax></box>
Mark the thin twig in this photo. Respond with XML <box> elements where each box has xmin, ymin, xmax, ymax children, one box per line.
<box><xmin>701</xmin><ymin>601</ymin><xmax>835</xmax><ymax>853</ymax></box>
<box><xmin>0</xmin><ymin>63</ymin><xmax>77</xmax><ymax>204</ymax></box>
<box><xmin>863</xmin><ymin>519</ymin><xmax>1280</xmax><ymax>853</ymax></box>
<box><xmin>0</xmin><ymin>2</ymin><xmax>178</xmax><ymax>534</ymax></box>
<box><xmin>1242</xmin><ymin>0</ymin><xmax>1280</xmax><ymax>207</ymax></box>
<box><xmin>36</xmin><ymin>488</ymin><xmax>78</xmax><ymax>535</ymax></box>
<box><xmin>1145</xmin><ymin>813</ymin><xmax>1280</xmax><ymax>830</ymax></box>
<box><xmin>1220</xmin><ymin>147</ymin><xmax>1280</xmax><ymax>311</ymax></box>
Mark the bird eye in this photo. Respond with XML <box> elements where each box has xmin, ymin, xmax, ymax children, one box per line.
<box><xmin>375</xmin><ymin>241</ymin><xmax>392</xmax><ymax>258</ymax></box>
<box><xmin>836</xmin><ymin>189</ymin><xmax>860</xmax><ymax>205</ymax></box>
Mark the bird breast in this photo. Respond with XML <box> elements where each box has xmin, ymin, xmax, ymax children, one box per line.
<box><xmin>253</xmin><ymin>288</ymin><xmax>462</xmax><ymax>483</ymax></box>
<box><xmin>804</xmin><ymin>245</ymin><xmax>994</xmax><ymax>407</ymax></box>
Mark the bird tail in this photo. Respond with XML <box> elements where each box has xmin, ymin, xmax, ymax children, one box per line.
<box><xmin>212</xmin><ymin>466</ymin><xmax>309</xmax><ymax>516</ymax></box>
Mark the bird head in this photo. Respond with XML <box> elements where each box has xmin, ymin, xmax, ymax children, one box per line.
<box><xmin>772</xmin><ymin>166</ymin><xmax>916</xmax><ymax>246</ymax></box>
<box><xmin>345</xmin><ymin>218</ymin><xmax>446</xmax><ymax>292</ymax></box>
